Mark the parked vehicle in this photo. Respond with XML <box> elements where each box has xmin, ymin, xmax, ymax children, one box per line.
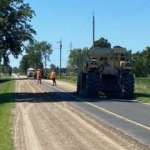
<box><xmin>27</xmin><ymin>68</ymin><xmax>36</xmax><ymax>79</ymax></box>
<box><xmin>77</xmin><ymin>46</ymin><xmax>134</xmax><ymax>99</ymax></box>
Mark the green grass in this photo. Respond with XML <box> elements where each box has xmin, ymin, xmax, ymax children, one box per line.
<box><xmin>135</xmin><ymin>78</ymin><xmax>150</xmax><ymax>103</ymax></box>
<box><xmin>0</xmin><ymin>79</ymin><xmax>15</xmax><ymax>150</ymax></box>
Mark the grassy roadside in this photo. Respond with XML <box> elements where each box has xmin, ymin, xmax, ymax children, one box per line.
<box><xmin>59</xmin><ymin>75</ymin><xmax>150</xmax><ymax>103</ymax></box>
<box><xmin>135</xmin><ymin>78</ymin><xmax>150</xmax><ymax>103</ymax></box>
<box><xmin>0</xmin><ymin>79</ymin><xmax>15</xmax><ymax>150</ymax></box>
<box><xmin>58</xmin><ymin>75</ymin><xmax>77</xmax><ymax>84</ymax></box>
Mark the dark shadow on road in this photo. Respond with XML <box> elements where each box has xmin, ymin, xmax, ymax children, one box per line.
<box><xmin>0</xmin><ymin>91</ymin><xmax>137</xmax><ymax>104</ymax></box>
<box><xmin>0</xmin><ymin>92</ymin><xmax>14</xmax><ymax>104</ymax></box>
<box><xmin>13</xmin><ymin>78</ymin><xmax>27</xmax><ymax>80</ymax></box>
<box><xmin>0</xmin><ymin>78</ymin><xmax>138</xmax><ymax>104</ymax></box>
<box><xmin>0</xmin><ymin>79</ymin><xmax>12</xmax><ymax>84</ymax></box>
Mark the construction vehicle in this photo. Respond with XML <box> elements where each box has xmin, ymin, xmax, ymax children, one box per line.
<box><xmin>77</xmin><ymin>46</ymin><xmax>134</xmax><ymax>99</ymax></box>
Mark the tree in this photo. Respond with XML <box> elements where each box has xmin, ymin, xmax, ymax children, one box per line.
<box><xmin>93</xmin><ymin>37</ymin><xmax>111</xmax><ymax>48</ymax></box>
<box><xmin>12</xmin><ymin>67</ymin><xmax>19</xmax><ymax>73</ymax></box>
<box><xmin>50</xmin><ymin>64</ymin><xmax>57</xmax><ymax>71</ymax></box>
<box><xmin>38</xmin><ymin>41</ymin><xmax>52</xmax><ymax>70</ymax></box>
<box><xmin>68</xmin><ymin>48</ymin><xmax>82</xmax><ymax>70</ymax></box>
<box><xmin>68</xmin><ymin>47</ymin><xmax>89</xmax><ymax>72</ymax></box>
<box><xmin>132</xmin><ymin>47</ymin><xmax>150</xmax><ymax>77</ymax></box>
<box><xmin>25</xmin><ymin>41</ymin><xmax>44</xmax><ymax>69</ymax></box>
<box><xmin>143</xmin><ymin>47</ymin><xmax>150</xmax><ymax>75</ymax></box>
<box><xmin>19</xmin><ymin>55</ymin><xmax>29</xmax><ymax>73</ymax></box>
<box><xmin>19</xmin><ymin>41</ymin><xmax>52</xmax><ymax>74</ymax></box>
<box><xmin>26</xmin><ymin>41</ymin><xmax>52</xmax><ymax>69</ymax></box>
<box><xmin>0</xmin><ymin>0</ymin><xmax>36</xmax><ymax>65</ymax></box>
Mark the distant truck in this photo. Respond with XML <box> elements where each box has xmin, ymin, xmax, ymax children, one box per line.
<box><xmin>27</xmin><ymin>68</ymin><xmax>36</xmax><ymax>79</ymax></box>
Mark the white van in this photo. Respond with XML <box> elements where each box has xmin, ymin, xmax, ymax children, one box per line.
<box><xmin>27</xmin><ymin>68</ymin><xmax>36</xmax><ymax>79</ymax></box>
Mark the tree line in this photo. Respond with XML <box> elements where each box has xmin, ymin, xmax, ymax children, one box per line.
<box><xmin>0</xmin><ymin>0</ymin><xmax>150</xmax><ymax>77</ymax></box>
<box><xmin>0</xmin><ymin>0</ymin><xmax>35</xmax><ymax>66</ymax></box>
<box><xmin>19</xmin><ymin>41</ymin><xmax>52</xmax><ymax>74</ymax></box>
<box><xmin>132</xmin><ymin>47</ymin><xmax>150</xmax><ymax>77</ymax></box>
<box><xmin>0</xmin><ymin>0</ymin><xmax>53</xmax><ymax>75</ymax></box>
<box><xmin>67</xmin><ymin>38</ymin><xmax>150</xmax><ymax>77</ymax></box>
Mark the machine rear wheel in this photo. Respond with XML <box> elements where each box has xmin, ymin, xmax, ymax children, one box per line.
<box><xmin>77</xmin><ymin>72</ymin><xmax>86</xmax><ymax>96</ymax></box>
<box><xmin>77</xmin><ymin>74</ymin><xmax>81</xmax><ymax>94</ymax></box>
<box><xmin>85</xmin><ymin>71</ymin><xmax>99</xmax><ymax>98</ymax></box>
<box><xmin>122</xmin><ymin>73</ymin><xmax>134</xmax><ymax>99</ymax></box>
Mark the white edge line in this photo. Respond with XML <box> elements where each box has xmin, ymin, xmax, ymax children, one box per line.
<box><xmin>143</xmin><ymin>103</ymin><xmax>150</xmax><ymax>106</ymax></box>
<box><xmin>86</xmin><ymin>102</ymin><xmax>150</xmax><ymax>131</ymax></box>
<box><xmin>46</xmin><ymin>81</ymin><xmax>150</xmax><ymax>131</ymax></box>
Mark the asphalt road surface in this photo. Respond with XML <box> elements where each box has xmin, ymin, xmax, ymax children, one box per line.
<box><xmin>13</xmin><ymin>79</ymin><xmax>150</xmax><ymax>150</ymax></box>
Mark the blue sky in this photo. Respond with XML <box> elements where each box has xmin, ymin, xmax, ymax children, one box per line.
<box><xmin>11</xmin><ymin>0</ymin><xmax>150</xmax><ymax>67</ymax></box>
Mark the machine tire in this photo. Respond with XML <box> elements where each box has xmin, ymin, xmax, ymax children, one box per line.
<box><xmin>122</xmin><ymin>73</ymin><xmax>134</xmax><ymax>99</ymax></box>
<box><xmin>77</xmin><ymin>73</ymin><xmax>81</xmax><ymax>94</ymax></box>
<box><xmin>85</xmin><ymin>70</ymin><xmax>99</xmax><ymax>98</ymax></box>
<box><xmin>77</xmin><ymin>72</ymin><xmax>86</xmax><ymax>96</ymax></box>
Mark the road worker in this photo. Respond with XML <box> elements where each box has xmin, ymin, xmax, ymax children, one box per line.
<box><xmin>50</xmin><ymin>70</ymin><xmax>57</xmax><ymax>86</ymax></box>
<box><xmin>37</xmin><ymin>69</ymin><xmax>42</xmax><ymax>84</ymax></box>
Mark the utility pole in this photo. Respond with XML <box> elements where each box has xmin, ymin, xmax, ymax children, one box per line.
<box><xmin>70</xmin><ymin>42</ymin><xmax>72</xmax><ymax>51</ymax></box>
<box><xmin>58</xmin><ymin>40</ymin><xmax>62</xmax><ymax>79</ymax></box>
<box><xmin>44</xmin><ymin>55</ymin><xmax>47</xmax><ymax>78</ymax></box>
<box><xmin>93</xmin><ymin>14</ymin><xmax>95</xmax><ymax>48</ymax></box>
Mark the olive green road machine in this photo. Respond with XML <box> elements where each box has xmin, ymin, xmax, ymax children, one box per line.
<box><xmin>77</xmin><ymin>47</ymin><xmax>134</xmax><ymax>99</ymax></box>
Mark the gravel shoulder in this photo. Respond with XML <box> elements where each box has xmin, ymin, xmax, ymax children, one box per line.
<box><xmin>13</xmin><ymin>79</ymin><xmax>148</xmax><ymax>150</ymax></box>
<box><xmin>48</xmin><ymin>79</ymin><xmax>76</xmax><ymax>92</ymax></box>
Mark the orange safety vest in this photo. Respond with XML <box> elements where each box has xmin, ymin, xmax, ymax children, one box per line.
<box><xmin>37</xmin><ymin>70</ymin><xmax>42</xmax><ymax>79</ymax></box>
<box><xmin>50</xmin><ymin>71</ymin><xmax>56</xmax><ymax>79</ymax></box>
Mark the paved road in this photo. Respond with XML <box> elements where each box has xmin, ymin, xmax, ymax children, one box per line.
<box><xmin>73</xmin><ymin>102</ymin><xmax>150</xmax><ymax>145</ymax></box>
<box><xmin>13</xmin><ymin>79</ymin><xmax>150</xmax><ymax>150</ymax></box>
<box><xmin>43</xmin><ymin>79</ymin><xmax>150</xmax><ymax>148</ymax></box>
